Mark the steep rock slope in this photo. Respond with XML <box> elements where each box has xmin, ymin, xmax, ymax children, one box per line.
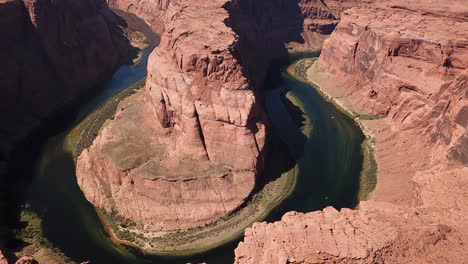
<box><xmin>235</xmin><ymin>0</ymin><xmax>468</xmax><ymax>263</ymax></box>
<box><xmin>107</xmin><ymin>0</ymin><xmax>176</xmax><ymax>33</ymax></box>
<box><xmin>0</xmin><ymin>0</ymin><xmax>132</xmax><ymax>164</ymax></box>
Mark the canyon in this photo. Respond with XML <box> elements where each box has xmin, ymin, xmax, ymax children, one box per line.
<box><xmin>0</xmin><ymin>0</ymin><xmax>466</xmax><ymax>263</ymax></box>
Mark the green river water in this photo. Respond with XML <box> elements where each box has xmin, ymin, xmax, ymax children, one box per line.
<box><xmin>17</xmin><ymin>50</ymin><xmax>365</xmax><ymax>263</ymax></box>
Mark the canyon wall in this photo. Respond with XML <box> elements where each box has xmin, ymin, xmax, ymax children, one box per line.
<box><xmin>0</xmin><ymin>0</ymin><xmax>133</xmax><ymax>162</ymax></box>
<box><xmin>235</xmin><ymin>0</ymin><xmax>468</xmax><ymax>263</ymax></box>
<box><xmin>106</xmin><ymin>0</ymin><xmax>175</xmax><ymax>33</ymax></box>
<box><xmin>0</xmin><ymin>0</ymin><xmax>133</xmax><ymax>251</ymax></box>
<box><xmin>76</xmin><ymin>0</ymin><xmax>355</xmax><ymax>233</ymax></box>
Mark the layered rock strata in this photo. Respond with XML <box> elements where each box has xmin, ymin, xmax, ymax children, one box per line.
<box><xmin>0</xmin><ymin>0</ymin><xmax>133</xmax><ymax>158</ymax></box>
<box><xmin>235</xmin><ymin>0</ymin><xmax>468</xmax><ymax>263</ymax></box>
<box><xmin>78</xmin><ymin>0</ymin><xmax>266</xmax><ymax>233</ymax></box>
<box><xmin>107</xmin><ymin>0</ymin><xmax>176</xmax><ymax>33</ymax></box>
<box><xmin>0</xmin><ymin>0</ymin><xmax>133</xmax><ymax>250</ymax></box>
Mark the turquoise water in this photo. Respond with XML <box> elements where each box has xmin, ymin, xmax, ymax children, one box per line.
<box><xmin>24</xmin><ymin>54</ymin><xmax>364</xmax><ymax>264</ymax></box>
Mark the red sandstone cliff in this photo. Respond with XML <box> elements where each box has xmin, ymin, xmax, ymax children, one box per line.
<box><xmin>107</xmin><ymin>0</ymin><xmax>175</xmax><ymax>33</ymax></box>
<box><xmin>0</xmin><ymin>0</ymin><xmax>132</xmax><ymax>162</ymax></box>
<box><xmin>0</xmin><ymin>0</ymin><xmax>133</xmax><ymax>254</ymax></box>
<box><xmin>234</xmin><ymin>0</ymin><xmax>468</xmax><ymax>263</ymax></box>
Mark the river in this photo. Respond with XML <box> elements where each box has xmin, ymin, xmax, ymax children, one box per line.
<box><xmin>18</xmin><ymin>50</ymin><xmax>364</xmax><ymax>264</ymax></box>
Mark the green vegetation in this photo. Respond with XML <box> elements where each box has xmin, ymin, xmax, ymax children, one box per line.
<box><xmin>15</xmin><ymin>209</ymin><xmax>76</xmax><ymax>264</ymax></box>
<box><xmin>98</xmin><ymin>209</ymin><xmax>143</xmax><ymax>245</ymax></box>
<box><xmin>283</xmin><ymin>92</ymin><xmax>313</xmax><ymax>136</ymax></box>
<box><xmin>358</xmin><ymin>138</ymin><xmax>378</xmax><ymax>200</ymax></box>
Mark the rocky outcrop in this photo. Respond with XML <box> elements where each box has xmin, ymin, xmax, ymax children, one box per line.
<box><xmin>235</xmin><ymin>205</ymin><xmax>464</xmax><ymax>264</ymax></box>
<box><xmin>13</xmin><ymin>257</ymin><xmax>35</xmax><ymax>264</ymax></box>
<box><xmin>235</xmin><ymin>0</ymin><xmax>468</xmax><ymax>263</ymax></box>
<box><xmin>107</xmin><ymin>0</ymin><xmax>176</xmax><ymax>33</ymax></box>
<box><xmin>0</xmin><ymin>0</ymin><xmax>133</xmax><ymax>163</ymax></box>
<box><xmin>78</xmin><ymin>0</ymin><xmax>266</xmax><ymax>233</ymax></box>
<box><xmin>0</xmin><ymin>250</ymin><xmax>7</xmax><ymax>264</ymax></box>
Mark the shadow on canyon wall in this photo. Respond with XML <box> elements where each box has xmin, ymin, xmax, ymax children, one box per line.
<box><xmin>0</xmin><ymin>2</ymin><xmax>147</xmax><ymax>253</ymax></box>
<box><xmin>223</xmin><ymin>0</ymin><xmax>308</xmax><ymax>205</ymax></box>
<box><xmin>224</xmin><ymin>0</ymin><xmax>306</xmax><ymax>91</ymax></box>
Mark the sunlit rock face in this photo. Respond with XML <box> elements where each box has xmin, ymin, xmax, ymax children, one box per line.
<box><xmin>107</xmin><ymin>0</ymin><xmax>176</xmax><ymax>33</ymax></box>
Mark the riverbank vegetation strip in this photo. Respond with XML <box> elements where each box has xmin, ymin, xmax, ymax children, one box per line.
<box><xmin>287</xmin><ymin>57</ymin><xmax>378</xmax><ymax>201</ymax></box>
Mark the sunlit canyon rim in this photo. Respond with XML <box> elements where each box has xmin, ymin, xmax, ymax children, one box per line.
<box><xmin>1</xmin><ymin>0</ymin><xmax>467</xmax><ymax>263</ymax></box>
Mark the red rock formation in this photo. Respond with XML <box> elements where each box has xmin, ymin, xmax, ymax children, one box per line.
<box><xmin>235</xmin><ymin>206</ymin><xmax>464</xmax><ymax>264</ymax></box>
<box><xmin>107</xmin><ymin>0</ymin><xmax>176</xmax><ymax>33</ymax></box>
<box><xmin>78</xmin><ymin>0</ymin><xmax>266</xmax><ymax>232</ymax></box>
<box><xmin>0</xmin><ymin>250</ymin><xmax>7</xmax><ymax>264</ymax></box>
<box><xmin>0</xmin><ymin>0</ymin><xmax>132</xmax><ymax>161</ymax></box>
<box><xmin>0</xmin><ymin>0</ymin><xmax>133</xmax><ymax>254</ymax></box>
<box><xmin>235</xmin><ymin>0</ymin><xmax>468</xmax><ymax>263</ymax></box>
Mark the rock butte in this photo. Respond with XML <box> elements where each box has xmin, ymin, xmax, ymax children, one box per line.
<box><xmin>235</xmin><ymin>0</ymin><xmax>468</xmax><ymax>263</ymax></box>
<box><xmin>76</xmin><ymin>0</ymin><xmax>356</xmax><ymax>237</ymax></box>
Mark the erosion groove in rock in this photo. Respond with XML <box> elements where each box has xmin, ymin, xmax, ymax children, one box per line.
<box><xmin>234</xmin><ymin>1</ymin><xmax>468</xmax><ymax>263</ymax></box>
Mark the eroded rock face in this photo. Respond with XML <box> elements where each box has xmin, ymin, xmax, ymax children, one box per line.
<box><xmin>0</xmin><ymin>0</ymin><xmax>132</xmax><ymax>160</ymax></box>
<box><xmin>235</xmin><ymin>1</ymin><xmax>468</xmax><ymax>263</ymax></box>
<box><xmin>0</xmin><ymin>250</ymin><xmax>7</xmax><ymax>264</ymax></box>
<box><xmin>14</xmin><ymin>257</ymin><xmax>35</xmax><ymax>264</ymax></box>
<box><xmin>107</xmin><ymin>0</ymin><xmax>176</xmax><ymax>33</ymax></box>
<box><xmin>235</xmin><ymin>204</ymin><xmax>465</xmax><ymax>264</ymax></box>
<box><xmin>78</xmin><ymin>0</ymin><xmax>266</xmax><ymax>232</ymax></box>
